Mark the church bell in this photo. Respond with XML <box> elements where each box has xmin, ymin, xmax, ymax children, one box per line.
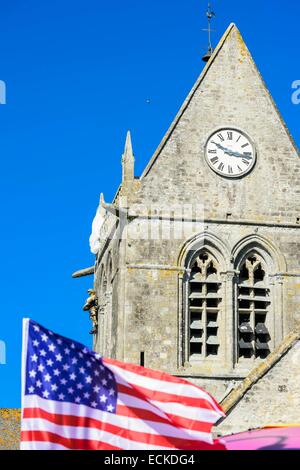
<box><xmin>202</xmin><ymin>47</ymin><xmax>214</xmax><ymax>63</ymax></box>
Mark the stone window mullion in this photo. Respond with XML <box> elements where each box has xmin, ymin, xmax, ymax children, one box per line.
<box><xmin>203</xmin><ymin>285</ymin><xmax>207</xmax><ymax>358</ymax></box>
<box><xmin>250</xmin><ymin>288</ymin><xmax>255</xmax><ymax>355</ymax></box>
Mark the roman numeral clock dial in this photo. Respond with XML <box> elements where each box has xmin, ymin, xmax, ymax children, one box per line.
<box><xmin>205</xmin><ymin>128</ymin><xmax>256</xmax><ymax>178</ymax></box>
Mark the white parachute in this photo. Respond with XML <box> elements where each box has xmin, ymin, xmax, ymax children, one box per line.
<box><xmin>89</xmin><ymin>193</ymin><xmax>106</xmax><ymax>255</ymax></box>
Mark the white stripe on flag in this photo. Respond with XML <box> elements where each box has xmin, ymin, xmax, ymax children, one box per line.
<box><xmin>21</xmin><ymin>441</ymin><xmax>68</xmax><ymax>450</ymax></box>
<box><xmin>150</xmin><ymin>400</ymin><xmax>222</xmax><ymax>424</ymax></box>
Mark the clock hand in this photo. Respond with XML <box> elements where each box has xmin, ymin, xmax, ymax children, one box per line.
<box><xmin>212</xmin><ymin>141</ymin><xmax>252</xmax><ymax>160</ymax></box>
<box><xmin>212</xmin><ymin>141</ymin><xmax>233</xmax><ymax>153</ymax></box>
<box><xmin>211</xmin><ymin>141</ymin><xmax>225</xmax><ymax>150</ymax></box>
<box><xmin>229</xmin><ymin>150</ymin><xmax>252</xmax><ymax>160</ymax></box>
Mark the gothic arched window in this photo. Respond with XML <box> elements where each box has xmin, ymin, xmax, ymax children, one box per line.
<box><xmin>237</xmin><ymin>253</ymin><xmax>271</xmax><ymax>360</ymax></box>
<box><xmin>188</xmin><ymin>252</ymin><xmax>223</xmax><ymax>360</ymax></box>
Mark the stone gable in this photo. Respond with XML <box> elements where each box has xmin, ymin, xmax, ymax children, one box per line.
<box><xmin>134</xmin><ymin>24</ymin><xmax>300</xmax><ymax>223</ymax></box>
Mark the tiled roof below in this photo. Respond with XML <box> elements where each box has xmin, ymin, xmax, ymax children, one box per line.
<box><xmin>0</xmin><ymin>409</ymin><xmax>21</xmax><ymax>450</ymax></box>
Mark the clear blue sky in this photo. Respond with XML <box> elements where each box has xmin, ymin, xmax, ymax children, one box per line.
<box><xmin>0</xmin><ymin>0</ymin><xmax>299</xmax><ymax>407</ymax></box>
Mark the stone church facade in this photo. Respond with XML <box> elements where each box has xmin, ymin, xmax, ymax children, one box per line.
<box><xmin>2</xmin><ymin>23</ymin><xmax>300</xmax><ymax>449</ymax></box>
<box><xmin>89</xmin><ymin>24</ymin><xmax>300</xmax><ymax>426</ymax></box>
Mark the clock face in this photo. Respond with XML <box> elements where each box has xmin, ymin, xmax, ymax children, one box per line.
<box><xmin>205</xmin><ymin>128</ymin><xmax>256</xmax><ymax>178</ymax></box>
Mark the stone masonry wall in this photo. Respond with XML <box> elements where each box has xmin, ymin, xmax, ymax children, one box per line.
<box><xmin>216</xmin><ymin>340</ymin><xmax>300</xmax><ymax>435</ymax></box>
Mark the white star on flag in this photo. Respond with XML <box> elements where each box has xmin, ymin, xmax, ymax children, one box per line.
<box><xmin>100</xmin><ymin>394</ymin><xmax>108</xmax><ymax>403</ymax></box>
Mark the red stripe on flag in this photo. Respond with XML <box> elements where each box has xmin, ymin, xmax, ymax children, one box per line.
<box><xmin>104</xmin><ymin>357</ymin><xmax>205</xmax><ymax>387</ymax></box>
<box><xmin>118</xmin><ymin>382</ymin><xmax>218</xmax><ymax>410</ymax></box>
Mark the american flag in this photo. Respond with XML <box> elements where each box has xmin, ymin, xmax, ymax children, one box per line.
<box><xmin>21</xmin><ymin>319</ymin><xmax>225</xmax><ymax>450</ymax></box>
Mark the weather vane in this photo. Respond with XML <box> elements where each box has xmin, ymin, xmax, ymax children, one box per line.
<box><xmin>202</xmin><ymin>1</ymin><xmax>216</xmax><ymax>62</ymax></box>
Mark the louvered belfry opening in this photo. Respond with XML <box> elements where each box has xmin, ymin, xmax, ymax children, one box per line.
<box><xmin>188</xmin><ymin>252</ymin><xmax>222</xmax><ymax>360</ymax></box>
<box><xmin>238</xmin><ymin>254</ymin><xmax>271</xmax><ymax>360</ymax></box>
